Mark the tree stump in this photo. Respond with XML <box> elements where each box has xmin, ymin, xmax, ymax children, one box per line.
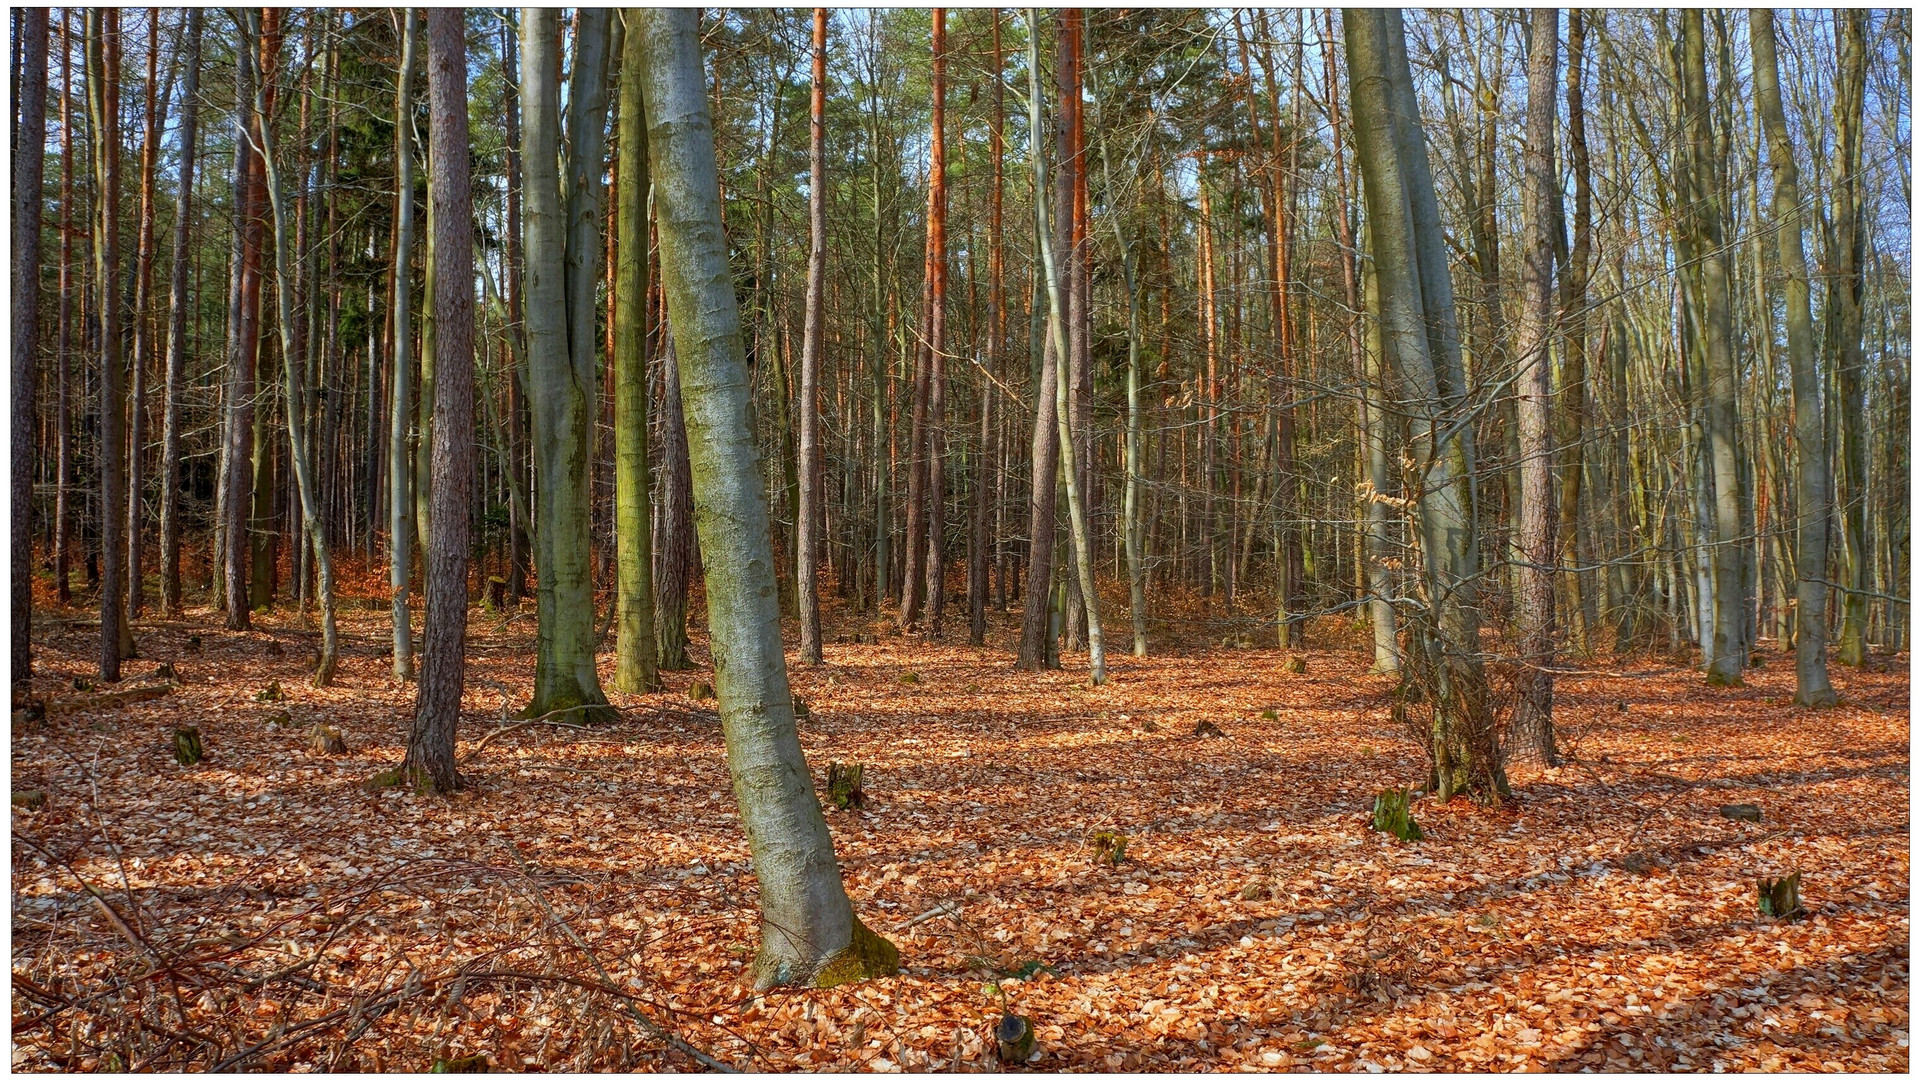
<box><xmin>995</xmin><ymin>1013</ymin><xmax>1035</xmax><ymax>1064</ymax></box>
<box><xmin>1192</xmin><ymin>719</ymin><xmax>1224</xmax><ymax>738</ymax></box>
<box><xmin>898</xmin><ymin>670</ymin><xmax>920</xmax><ymax>685</ymax></box>
<box><xmin>429</xmin><ymin>1053</ymin><xmax>489</xmax><ymax>1073</ymax></box>
<box><xmin>1090</xmin><ymin>830</ymin><xmax>1128</xmax><ymax>865</ymax></box>
<box><xmin>1371</xmin><ymin>787</ymin><xmax>1422</xmax><ymax>842</ymax></box>
<box><xmin>827</xmin><ymin>762</ymin><xmax>865</xmax><ymax>809</ymax></box>
<box><xmin>256</xmin><ymin>679</ymin><xmax>284</xmax><ymax>702</ymax></box>
<box><xmin>308</xmin><ymin>724</ymin><xmax>348</xmax><ymax>755</ymax></box>
<box><xmin>1758</xmin><ymin>873</ymin><xmax>1803</xmax><ymax>920</ymax></box>
<box><xmin>174</xmin><ymin>727</ymin><xmax>204</xmax><ymax>766</ymax></box>
<box><xmin>687</xmin><ymin>680</ymin><xmax>716</xmax><ymax>703</ymax></box>
<box><xmin>1283</xmin><ymin>655</ymin><xmax>1307</xmax><ymax>674</ymax></box>
<box><xmin>486</xmin><ymin>576</ymin><xmax>508</xmax><ymax>612</ymax></box>
<box><xmin>791</xmin><ymin>694</ymin><xmax>811</xmax><ymax>719</ymax></box>
<box><xmin>1719</xmin><ymin>803</ymin><xmax>1763</xmax><ymax>823</ymax></box>
<box><xmin>13</xmin><ymin>789</ymin><xmax>47</xmax><ymax>810</ymax></box>
<box><xmin>264</xmin><ymin>709</ymin><xmax>296</xmax><ymax>729</ymax></box>
<box><xmin>153</xmin><ymin>661</ymin><xmax>180</xmax><ymax>683</ymax></box>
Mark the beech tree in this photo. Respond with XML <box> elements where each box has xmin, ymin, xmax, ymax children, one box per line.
<box><xmin>636</xmin><ymin>5</ymin><xmax>899</xmax><ymax>988</ymax></box>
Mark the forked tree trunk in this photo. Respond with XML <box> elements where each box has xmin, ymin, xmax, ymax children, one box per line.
<box><xmin>613</xmin><ymin>8</ymin><xmax>663</xmax><ymax>692</ymax></box>
<box><xmin>1345</xmin><ymin>8</ymin><xmax>1505</xmax><ymax>801</ymax></box>
<box><xmin>636</xmin><ymin>7</ymin><xmax>898</xmax><ymax>990</ymax></box>
<box><xmin>522</xmin><ymin>8</ymin><xmax>616</xmax><ymax>722</ymax></box>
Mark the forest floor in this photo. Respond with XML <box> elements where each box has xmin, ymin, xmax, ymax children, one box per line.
<box><xmin>10</xmin><ymin>577</ymin><xmax>1911</xmax><ymax>1073</ymax></box>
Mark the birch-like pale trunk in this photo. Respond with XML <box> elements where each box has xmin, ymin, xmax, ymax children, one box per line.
<box><xmin>636</xmin><ymin>7</ymin><xmax>898</xmax><ymax>989</ymax></box>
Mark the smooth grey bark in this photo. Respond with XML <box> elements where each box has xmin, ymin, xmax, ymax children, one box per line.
<box><xmin>1345</xmin><ymin>8</ymin><xmax>1504</xmax><ymax>801</ymax></box>
<box><xmin>159</xmin><ymin>10</ymin><xmax>202</xmax><ymax>615</ymax></box>
<box><xmin>1752</xmin><ymin>9</ymin><xmax>1838</xmax><ymax>707</ymax></box>
<box><xmin>1321</xmin><ymin>13</ymin><xmax>1398</xmax><ymax>675</ymax></box>
<box><xmin>388</xmin><ymin>10</ymin><xmax>418</xmax><ymax>680</ymax></box>
<box><xmin>1676</xmin><ymin>11</ymin><xmax>1749</xmax><ymax>686</ymax></box>
<box><xmin>635</xmin><ymin>7</ymin><xmax>898</xmax><ymax>990</ymax></box>
<box><xmin>523</xmin><ymin>7</ymin><xmax>616</xmax><ymax>722</ymax></box>
<box><xmin>1512</xmin><ymin>8</ymin><xmax>1560</xmax><ymax>764</ymax></box>
<box><xmin>797</xmin><ymin>7</ymin><xmax>827</xmax><ymax>664</ymax></box>
<box><xmin>251</xmin><ymin>10</ymin><xmax>339</xmax><ymax>686</ymax></box>
<box><xmin>402</xmin><ymin>6</ymin><xmax>476</xmax><ymax>791</ymax></box>
<box><xmin>12</xmin><ymin>7</ymin><xmax>47</xmax><ymax>684</ymax></box>
<box><xmin>614</xmin><ymin>8</ymin><xmax>663</xmax><ymax>693</ymax></box>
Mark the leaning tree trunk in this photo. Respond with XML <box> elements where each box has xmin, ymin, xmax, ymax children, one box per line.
<box><xmin>636</xmin><ymin>6</ymin><xmax>898</xmax><ymax>990</ymax></box>
<box><xmin>613</xmin><ymin>8</ymin><xmax>663</xmax><ymax>693</ymax></box>
<box><xmin>387</xmin><ymin>9</ymin><xmax>418</xmax><ymax>679</ymax></box>
<box><xmin>522</xmin><ymin>7</ymin><xmax>616</xmax><ymax>722</ymax></box>
<box><xmin>251</xmin><ymin>12</ymin><xmax>338</xmax><ymax>686</ymax></box>
<box><xmin>796</xmin><ymin>7</ymin><xmax>827</xmax><ymax>664</ymax></box>
<box><xmin>159</xmin><ymin>10</ymin><xmax>202</xmax><ymax>615</ymax></box>
<box><xmin>1753</xmin><ymin>10</ymin><xmax>1837</xmax><ymax>706</ymax></box>
<box><xmin>399</xmin><ymin>6</ymin><xmax>476</xmax><ymax>792</ymax></box>
<box><xmin>1346</xmin><ymin>7</ymin><xmax>1505</xmax><ymax>802</ymax></box>
<box><xmin>12</xmin><ymin>7</ymin><xmax>47</xmax><ymax>685</ymax></box>
<box><xmin>1511</xmin><ymin>7</ymin><xmax>1561</xmax><ymax>765</ymax></box>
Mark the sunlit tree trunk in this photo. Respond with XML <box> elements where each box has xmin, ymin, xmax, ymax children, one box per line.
<box><xmin>636</xmin><ymin>6</ymin><xmax>899</xmax><ymax>989</ymax></box>
<box><xmin>523</xmin><ymin>7</ymin><xmax>617</xmax><ymax>721</ymax></box>
<box><xmin>1346</xmin><ymin>7</ymin><xmax>1504</xmax><ymax>801</ymax></box>
<box><xmin>1512</xmin><ymin>8</ymin><xmax>1561</xmax><ymax>764</ymax></box>
<box><xmin>53</xmin><ymin>12</ymin><xmax>75</xmax><ymax>607</ymax></box>
<box><xmin>1830</xmin><ymin>10</ymin><xmax>1871</xmax><ymax>667</ymax></box>
<box><xmin>87</xmin><ymin>9</ymin><xmax>132</xmax><ymax>678</ymax></box>
<box><xmin>400</xmin><ymin>6</ymin><xmax>476</xmax><ymax>789</ymax></box>
<box><xmin>125</xmin><ymin>9</ymin><xmax>165</xmax><ymax>620</ymax></box>
<box><xmin>1752</xmin><ymin>8</ymin><xmax>1838</xmax><ymax>707</ymax></box>
<box><xmin>797</xmin><ymin>7</ymin><xmax>828</xmax><ymax>663</ymax></box>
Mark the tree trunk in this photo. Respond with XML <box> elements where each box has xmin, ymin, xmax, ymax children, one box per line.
<box><xmin>388</xmin><ymin>9</ymin><xmax>419</xmax><ymax>679</ymax></box>
<box><xmin>636</xmin><ymin>7</ymin><xmax>898</xmax><ymax>990</ymax></box>
<box><xmin>922</xmin><ymin>9</ymin><xmax>950</xmax><ymax>639</ymax></box>
<box><xmin>796</xmin><ymin>8</ymin><xmax>827</xmax><ymax>663</ymax></box>
<box><xmin>54</xmin><ymin>12</ymin><xmax>75</xmax><ymax>607</ymax></box>
<box><xmin>1512</xmin><ymin>8</ymin><xmax>1561</xmax><ymax>764</ymax></box>
<box><xmin>87</xmin><ymin>10</ymin><xmax>130</xmax><ymax>680</ymax></box>
<box><xmin>1031</xmin><ymin>10</ymin><xmax>1105</xmax><ymax>686</ymax></box>
<box><xmin>159</xmin><ymin>11</ymin><xmax>202</xmax><ymax>615</ymax></box>
<box><xmin>401</xmin><ymin>7</ymin><xmax>476</xmax><ymax>791</ymax></box>
<box><xmin>523</xmin><ymin>7</ymin><xmax>616</xmax><ymax>722</ymax></box>
<box><xmin>969</xmin><ymin>11</ymin><xmax>1005</xmax><ymax>649</ymax></box>
<box><xmin>1830</xmin><ymin>10</ymin><xmax>1870</xmax><ymax>667</ymax></box>
<box><xmin>12</xmin><ymin>7</ymin><xmax>47</xmax><ymax>683</ymax></box>
<box><xmin>614</xmin><ymin>9</ymin><xmax>663</xmax><ymax>692</ymax></box>
<box><xmin>1346</xmin><ymin>8</ymin><xmax>1505</xmax><ymax>802</ymax></box>
<box><xmin>1321</xmin><ymin>11</ymin><xmax>1398</xmax><ymax>675</ymax></box>
<box><xmin>655</xmin><ymin>326</ymin><xmax>695</xmax><ymax>670</ymax></box>
<box><xmin>125</xmin><ymin>9</ymin><xmax>164</xmax><ymax>621</ymax></box>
